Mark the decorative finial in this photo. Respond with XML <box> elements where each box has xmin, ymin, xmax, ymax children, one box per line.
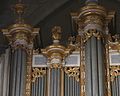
<box><xmin>51</xmin><ymin>26</ymin><xmax>62</xmax><ymax>43</ymax></box>
<box><xmin>12</xmin><ymin>3</ymin><xmax>26</xmax><ymax>23</ymax></box>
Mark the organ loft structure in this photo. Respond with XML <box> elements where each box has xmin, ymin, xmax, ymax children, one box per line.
<box><xmin>0</xmin><ymin>0</ymin><xmax>120</xmax><ymax>96</ymax></box>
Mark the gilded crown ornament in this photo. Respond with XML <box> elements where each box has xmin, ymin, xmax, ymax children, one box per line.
<box><xmin>2</xmin><ymin>3</ymin><xmax>39</xmax><ymax>50</ymax></box>
<box><xmin>52</xmin><ymin>26</ymin><xmax>61</xmax><ymax>42</ymax></box>
<box><xmin>41</xmin><ymin>26</ymin><xmax>72</xmax><ymax>68</ymax></box>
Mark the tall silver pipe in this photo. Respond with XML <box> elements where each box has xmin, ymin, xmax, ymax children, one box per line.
<box><xmin>112</xmin><ymin>80</ymin><xmax>116</xmax><ymax>96</ymax></box>
<box><xmin>70</xmin><ymin>77</ymin><xmax>73</xmax><ymax>96</ymax></box>
<box><xmin>47</xmin><ymin>69</ymin><xmax>51</xmax><ymax>96</ymax></box>
<box><xmin>20</xmin><ymin>50</ymin><xmax>26</xmax><ymax>96</ymax></box>
<box><xmin>68</xmin><ymin>75</ymin><xmax>70</xmax><ymax>96</ymax></box>
<box><xmin>65</xmin><ymin>73</ymin><xmax>68</xmax><ymax>96</ymax></box>
<box><xmin>50</xmin><ymin>69</ymin><xmax>54</xmax><ymax>96</ymax></box>
<box><xmin>44</xmin><ymin>75</ymin><xmax>46</xmax><ymax>96</ymax></box>
<box><xmin>54</xmin><ymin>69</ymin><xmax>57</xmax><ymax>96</ymax></box>
<box><xmin>111</xmin><ymin>82</ymin><xmax>114</xmax><ymax>96</ymax></box>
<box><xmin>49</xmin><ymin>68</ymin><xmax>61</xmax><ymax>96</ymax></box>
<box><xmin>15</xmin><ymin>49</ymin><xmax>21</xmax><ymax>96</ymax></box>
<box><xmin>57</xmin><ymin>68</ymin><xmax>60</xmax><ymax>96</ymax></box>
<box><xmin>11</xmin><ymin>50</ymin><xmax>18</xmax><ymax>96</ymax></box>
<box><xmin>9</xmin><ymin>50</ymin><xmax>14</xmax><ymax>96</ymax></box>
<box><xmin>2</xmin><ymin>49</ymin><xmax>10</xmax><ymax>96</ymax></box>
<box><xmin>72</xmin><ymin>77</ymin><xmax>75</xmax><ymax>96</ymax></box>
<box><xmin>75</xmin><ymin>77</ymin><xmax>77</xmax><ymax>96</ymax></box>
<box><xmin>31</xmin><ymin>82</ymin><xmax>34</xmax><ymax>96</ymax></box>
<box><xmin>41</xmin><ymin>76</ymin><xmax>44</xmax><ymax>96</ymax></box>
<box><xmin>114</xmin><ymin>81</ymin><xmax>116</xmax><ymax>96</ymax></box>
<box><xmin>33</xmin><ymin>81</ymin><xmax>36</xmax><ymax>96</ymax></box>
<box><xmin>118</xmin><ymin>76</ymin><xmax>120</xmax><ymax>96</ymax></box>
<box><xmin>116</xmin><ymin>77</ymin><xmax>118</xmax><ymax>96</ymax></box>
<box><xmin>38</xmin><ymin>77</ymin><xmax>41</xmax><ymax>96</ymax></box>
<box><xmin>97</xmin><ymin>39</ymin><xmax>105</xmax><ymax>96</ymax></box>
<box><xmin>77</xmin><ymin>81</ymin><xmax>80</xmax><ymax>96</ymax></box>
<box><xmin>91</xmin><ymin>36</ymin><xmax>99</xmax><ymax>96</ymax></box>
<box><xmin>36</xmin><ymin>77</ymin><xmax>39</xmax><ymax>96</ymax></box>
<box><xmin>85</xmin><ymin>39</ymin><xmax>92</xmax><ymax>96</ymax></box>
<box><xmin>0</xmin><ymin>54</ymin><xmax>5</xmax><ymax>96</ymax></box>
<box><xmin>0</xmin><ymin>48</ymin><xmax>11</xmax><ymax>96</ymax></box>
<box><xmin>0</xmin><ymin>56</ymin><xmax>2</xmax><ymax>96</ymax></box>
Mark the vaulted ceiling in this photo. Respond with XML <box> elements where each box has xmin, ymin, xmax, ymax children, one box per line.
<box><xmin>0</xmin><ymin>0</ymin><xmax>120</xmax><ymax>54</ymax></box>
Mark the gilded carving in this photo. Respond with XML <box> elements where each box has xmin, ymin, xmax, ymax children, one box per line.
<box><xmin>25</xmin><ymin>48</ymin><xmax>33</xmax><ymax>96</ymax></box>
<box><xmin>105</xmin><ymin>34</ymin><xmax>120</xmax><ymax>96</ymax></box>
<box><xmin>80</xmin><ymin>37</ymin><xmax>85</xmax><ymax>96</ymax></box>
<box><xmin>110</xmin><ymin>66</ymin><xmax>120</xmax><ymax>82</ymax></box>
<box><xmin>49</xmin><ymin>64</ymin><xmax>62</xmax><ymax>69</ymax></box>
<box><xmin>85</xmin><ymin>15</ymin><xmax>103</xmax><ymax>26</ymax></box>
<box><xmin>32</xmin><ymin>68</ymin><xmax>46</xmax><ymax>82</ymax></box>
<box><xmin>105</xmin><ymin>44</ymin><xmax>112</xmax><ymax>96</ymax></box>
<box><xmin>108</xmin><ymin>34</ymin><xmax>120</xmax><ymax>51</ymax></box>
<box><xmin>51</xmin><ymin>26</ymin><xmax>61</xmax><ymax>41</ymax></box>
<box><xmin>84</xmin><ymin>29</ymin><xmax>102</xmax><ymax>42</ymax></box>
<box><xmin>64</xmin><ymin>67</ymin><xmax>80</xmax><ymax>82</ymax></box>
<box><xmin>71</xmin><ymin>2</ymin><xmax>114</xmax><ymax>43</ymax></box>
<box><xmin>2</xmin><ymin>3</ymin><xmax>39</xmax><ymax>50</ymax></box>
<box><xmin>67</xmin><ymin>36</ymin><xmax>76</xmax><ymax>51</ymax></box>
<box><xmin>107</xmin><ymin>34</ymin><xmax>120</xmax><ymax>81</ymax></box>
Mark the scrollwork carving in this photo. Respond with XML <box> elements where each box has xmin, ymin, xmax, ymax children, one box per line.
<box><xmin>64</xmin><ymin>67</ymin><xmax>80</xmax><ymax>82</ymax></box>
<box><xmin>32</xmin><ymin>68</ymin><xmax>46</xmax><ymax>82</ymax></box>
<box><xmin>84</xmin><ymin>29</ymin><xmax>102</xmax><ymax>42</ymax></box>
<box><xmin>110</xmin><ymin>66</ymin><xmax>120</xmax><ymax>82</ymax></box>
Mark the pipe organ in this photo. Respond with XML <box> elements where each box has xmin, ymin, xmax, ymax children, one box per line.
<box><xmin>0</xmin><ymin>0</ymin><xmax>120</xmax><ymax>96</ymax></box>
